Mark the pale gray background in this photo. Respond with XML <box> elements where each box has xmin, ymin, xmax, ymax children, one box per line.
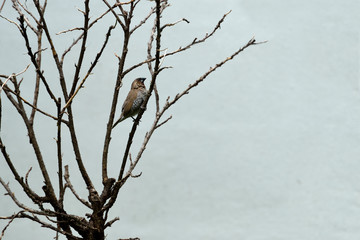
<box><xmin>1</xmin><ymin>0</ymin><xmax>360</xmax><ymax>239</ymax></box>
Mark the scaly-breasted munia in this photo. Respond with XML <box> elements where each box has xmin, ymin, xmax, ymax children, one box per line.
<box><xmin>113</xmin><ymin>78</ymin><xmax>147</xmax><ymax>128</ymax></box>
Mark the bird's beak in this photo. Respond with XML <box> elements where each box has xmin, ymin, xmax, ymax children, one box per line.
<box><xmin>139</xmin><ymin>78</ymin><xmax>146</xmax><ymax>83</ymax></box>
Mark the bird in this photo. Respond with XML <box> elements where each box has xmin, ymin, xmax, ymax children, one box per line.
<box><xmin>112</xmin><ymin>78</ymin><xmax>147</xmax><ymax>128</ymax></box>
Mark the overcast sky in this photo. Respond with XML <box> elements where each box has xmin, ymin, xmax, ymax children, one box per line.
<box><xmin>0</xmin><ymin>0</ymin><xmax>360</xmax><ymax>239</ymax></box>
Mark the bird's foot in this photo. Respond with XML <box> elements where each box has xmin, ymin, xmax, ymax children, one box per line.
<box><xmin>132</xmin><ymin>117</ymin><xmax>141</xmax><ymax>125</ymax></box>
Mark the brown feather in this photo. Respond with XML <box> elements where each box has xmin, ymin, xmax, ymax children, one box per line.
<box><xmin>121</xmin><ymin>88</ymin><xmax>138</xmax><ymax>119</ymax></box>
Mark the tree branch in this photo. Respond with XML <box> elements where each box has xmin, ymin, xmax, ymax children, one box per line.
<box><xmin>32</xmin><ymin>0</ymin><xmax>68</xmax><ymax>101</ymax></box>
<box><xmin>120</xmin><ymin>36</ymin><xmax>265</xmax><ymax>193</ymax></box>
<box><xmin>118</xmin><ymin>0</ymin><xmax>163</xmax><ymax>182</ymax></box>
<box><xmin>56</xmin><ymin>98</ymin><xmax>65</xmax><ymax>206</ymax></box>
<box><xmin>68</xmin><ymin>0</ymin><xmax>90</xmax><ymax>99</ymax></box>
<box><xmin>0</xmin><ymin>177</ymin><xmax>53</xmax><ymax>216</ymax></box>
<box><xmin>10</xmin><ymin>76</ymin><xmax>58</xmax><ymax>203</ymax></box>
<box><xmin>101</xmin><ymin>0</ymin><xmax>136</xmax><ymax>184</ymax></box>
<box><xmin>60</xmin><ymin>1</ymin><xmax>120</xmax><ymax>63</ymax></box>
<box><xmin>0</xmin><ymin>80</ymin><xmax>64</xmax><ymax>123</ymax></box>
<box><xmin>101</xmin><ymin>0</ymin><xmax>164</xmax><ymax>212</ymax></box>
<box><xmin>0</xmin><ymin>130</ymin><xmax>50</xmax><ymax>206</ymax></box>
<box><xmin>0</xmin><ymin>64</ymin><xmax>30</xmax><ymax>93</ymax></box>
<box><xmin>0</xmin><ymin>211</ymin><xmax>23</xmax><ymax>240</ymax></box>
<box><xmin>0</xmin><ymin>0</ymin><xmax>5</xmax><ymax>13</ymax></box>
<box><xmin>122</xmin><ymin>10</ymin><xmax>231</xmax><ymax>77</ymax></box>
<box><xmin>11</xmin><ymin>0</ymin><xmax>37</xmax><ymax>32</ymax></box>
<box><xmin>61</xmin><ymin>24</ymin><xmax>115</xmax><ymax>113</ymax></box>
<box><xmin>18</xmin><ymin>15</ymin><xmax>59</xmax><ymax>104</ymax></box>
<box><xmin>102</xmin><ymin>0</ymin><xmax>126</xmax><ymax>30</ymax></box>
<box><xmin>29</xmin><ymin>15</ymin><xmax>44</xmax><ymax>126</ymax></box>
<box><xmin>64</xmin><ymin>166</ymin><xmax>92</xmax><ymax>209</ymax></box>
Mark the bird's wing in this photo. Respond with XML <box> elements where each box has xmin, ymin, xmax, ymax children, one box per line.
<box><xmin>121</xmin><ymin>90</ymin><xmax>137</xmax><ymax>116</ymax></box>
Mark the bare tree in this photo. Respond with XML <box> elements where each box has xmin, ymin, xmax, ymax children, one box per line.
<box><xmin>0</xmin><ymin>0</ymin><xmax>265</xmax><ymax>239</ymax></box>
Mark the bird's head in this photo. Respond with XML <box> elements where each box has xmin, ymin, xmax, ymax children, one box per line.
<box><xmin>131</xmin><ymin>77</ymin><xmax>146</xmax><ymax>89</ymax></box>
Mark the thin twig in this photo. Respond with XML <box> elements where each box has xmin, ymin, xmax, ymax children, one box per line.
<box><xmin>155</xmin><ymin>115</ymin><xmax>172</xmax><ymax>129</ymax></box>
<box><xmin>10</xmin><ymin>75</ymin><xmax>59</xmax><ymax>208</ymax></box>
<box><xmin>118</xmin><ymin>0</ymin><xmax>136</xmax><ymax>4</ymax></box>
<box><xmin>18</xmin><ymin>15</ymin><xmax>59</xmax><ymax>104</ymax></box>
<box><xmin>11</xmin><ymin>0</ymin><xmax>37</xmax><ymax>32</ymax></box>
<box><xmin>168</xmin><ymin>37</ymin><xmax>262</xmax><ymax>107</ymax></box>
<box><xmin>153</xmin><ymin>83</ymin><xmax>160</xmax><ymax>113</ymax></box>
<box><xmin>20</xmin><ymin>213</ymin><xmax>82</xmax><ymax>240</ymax></box>
<box><xmin>56</xmin><ymin>27</ymin><xmax>84</xmax><ymax>35</ymax></box>
<box><xmin>122</xmin><ymin>10</ymin><xmax>231</xmax><ymax>77</ymax></box>
<box><xmin>160</xmin><ymin>18</ymin><xmax>189</xmax><ymax>31</ymax></box>
<box><xmin>24</xmin><ymin>167</ymin><xmax>32</xmax><ymax>186</ymax></box>
<box><xmin>102</xmin><ymin>0</ymin><xmax>125</xmax><ymax>30</ymax></box>
<box><xmin>0</xmin><ymin>0</ymin><xmax>5</xmax><ymax>13</ymax></box>
<box><xmin>60</xmin><ymin>1</ymin><xmax>118</xmax><ymax>62</ymax></box>
<box><xmin>32</xmin><ymin>1</ymin><xmax>68</xmax><ymax>101</ymax></box>
<box><xmin>0</xmin><ymin>64</ymin><xmax>30</xmax><ymax>93</ymax></box>
<box><xmin>0</xmin><ymin>84</ymin><xmax>63</xmax><ymax>122</ymax></box>
<box><xmin>0</xmin><ymin>124</ymin><xmax>50</xmax><ymax>207</ymax></box>
<box><xmin>0</xmin><ymin>211</ymin><xmax>22</xmax><ymax>240</ymax></box>
<box><xmin>128</xmin><ymin>153</ymin><xmax>142</xmax><ymax>178</ymax></box>
<box><xmin>104</xmin><ymin>217</ymin><xmax>120</xmax><ymax>229</ymax></box>
<box><xmin>0</xmin><ymin>14</ymin><xmax>21</xmax><ymax>31</ymax></box>
<box><xmin>121</xmin><ymin>36</ymin><xmax>265</xmax><ymax>191</ymax></box>
<box><xmin>130</xmin><ymin>5</ymin><xmax>156</xmax><ymax>34</ymax></box>
<box><xmin>64</xmin><ymin>166</ymin><xmax>92</xmax><ymax>209</ymax></box>
<box><xmin>68</xmin><ymin>0</ymin><xmax>90</xmax><ymax>99</ymax></box>
<box><xmin>0</xmin><ymin>177</ymin><xmax>53</xmax><ymax>216</ymax></box>
<box><xmin>56</xmin><ymin>98</ymin><xmax>65</xmax><ymax>206</ymax></box>
<box><xmin>17</xmin><ymin>0</ymin><xmax>40</xmax><ymax>25</ymax></box>
<box><xmin>30</xmin><ymin>6</ymin><xmax>46</xmax><ymax>125</ymax></box>
<box><xmin>146</xmin><ymin>3</ymin><xmax>168</xmax><ymax>114</ymax></box>
<box><xmin>0</xmin><ymin>92</ymin><xmax>2</xmax><ymax>132</ymax></box>
<box><xmin>61</xmin><ymin>24</ymin><xmax>115</xmax><ymax>113</ymax></box>
<box><xmin>0</xmin><ymin>212</ymin><xmax>80</xmax><ymax>240</ymax></box>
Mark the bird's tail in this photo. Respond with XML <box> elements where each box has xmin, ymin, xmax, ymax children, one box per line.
<box><xmin>112</xmin><ymin>116</ymin><xmax>125</xmax><ymax>129</ymax></box>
